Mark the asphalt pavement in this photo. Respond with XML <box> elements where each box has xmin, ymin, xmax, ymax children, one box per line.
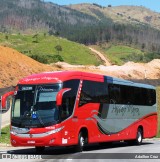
<box><xmin>0</xmin><ymin>140</ymin><xmax>160</xmax><ymax>162</ymax></box>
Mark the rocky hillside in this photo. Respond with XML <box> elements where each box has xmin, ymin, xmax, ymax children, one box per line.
<box><xmin>69</xmin><ymin>4</ymin><xmax>160</xmax><ymax>30</ymax></box>
<box><xmin>0</xmin><ymin>0</ymin><xmax>160</xmax><ymax>52</ymax></box>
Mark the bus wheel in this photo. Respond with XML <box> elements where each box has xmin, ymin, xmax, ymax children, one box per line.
<box><xmin>35</xmin><ymin>146</ymin><xmax>45</xmax><ymax>153</ymax></box>
<box><xmin>76</xmin><ymin>132</ymin><xmax>85</xmax><ymax>152</ymax></box>
<box><xmin>135</xmin><ymin>128</ymin><xmax>143</xmax><ymax>145</ymax></box>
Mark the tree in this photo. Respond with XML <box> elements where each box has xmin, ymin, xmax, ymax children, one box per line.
<box><xmin>55</xmin><ymin>45</ymin><xmax>62</xmax><ymax>55</ymax></box>
<box><xmin>5</xmin><ymin>35</ymin><xmax>9</xmax><ymax>40</ymax></box>
<box><xmin>32</xmin><ymin>34</ymin><xmax>39</xmax><ymax>43</ymax></box>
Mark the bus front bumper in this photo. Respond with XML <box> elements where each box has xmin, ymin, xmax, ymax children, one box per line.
<box><xmin>10</xmin><ymin>132</ymin><xmax>62</xmax><ymax>147</ymax></box>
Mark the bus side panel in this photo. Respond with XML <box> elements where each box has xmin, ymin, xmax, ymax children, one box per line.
<box><xmin>142</xmin><ymin>114</ymin><xmax>158</xmax><ymax>138</ymax></box>
<box><xmin>95</xmin><ymin>113</ymin><xmax>158</xmax><ymax>142</ymax></box>
<box><xmin>74</xmin><ymin>103</ymin><xmax>102</xmax><ymax>143</ymax></box>
<box><xmin>75</xmin><ymin>104</ymin><xmax>157</xmax><ymax>144</ymax></box>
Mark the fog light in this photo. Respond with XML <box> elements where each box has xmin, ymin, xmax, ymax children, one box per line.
<box><xmin>49</xmin><ymin>139</ymin><xmax>55</xmax><ymax>144</ymax></box>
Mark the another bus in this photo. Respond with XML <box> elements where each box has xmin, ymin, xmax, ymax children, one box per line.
<box><xmin>1</xmin><ymin>71</ymin><xmax>157</xmax><ymax>152</ymax></box>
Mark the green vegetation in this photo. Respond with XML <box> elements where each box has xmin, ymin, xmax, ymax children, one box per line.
<box><xmin>1</xmin><ymin>0</ymin><xmax>160</xmax><ymax>53</ymax></box>
<box><xmin>94</xmin><ymin>44</ymin><xmax>160</xmax><ymax>65</ymax></box>
<box><xmin>0</xmin><ymin>125</ymin><xmax>10</xmax><ymax>144</ymax></box>
<box><xmin>0</xmin><ymin>33</ymin><xmax>101</xmax><ymax>65</ymax></box>
<box><xmin>104</xmin><ymin>45</ymin><xmax>144</xmax><ymax>65</ymax></box>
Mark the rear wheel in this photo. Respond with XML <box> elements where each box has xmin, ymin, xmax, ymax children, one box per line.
<box><xmin>135</xmin><ymin>128</ymin><xmax>143</xmax><ymax>145</ymax></box>
<box><xmin>128</xmin><ymin>128</ymin><xmax>143</xmax><ymax>146</ymax></box>
<box><xmin>35</xmin><ymin>146</ymin><xmax>45</xmax><ymax>153</ymax></box>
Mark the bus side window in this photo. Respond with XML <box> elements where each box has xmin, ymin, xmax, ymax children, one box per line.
<box><xmin>108</xmin><ymin>84</ymin><xmax>121</xmax><ymax>104</ymax></box>
<box><xmin>79</xmin><ymin>81</ymin><xmax>109</xmax><ymax>107</ymax></box>
<box><xmin>146</xmin><ymin>89</ymin><xmax>156</xmax><ymax>106</ymax></box>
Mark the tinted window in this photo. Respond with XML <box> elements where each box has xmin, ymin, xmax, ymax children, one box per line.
<box><xmin>79</xmin><ymin>81</ymin><xmax>156</xmax><ymax>106</ymax></box>
<box><xmin>108</xmin><ymin>84</ymin><xmax>121</xmax><ymax>104</ymax></box>
<box><xmin>109</xmin><ymin>84</ymin><xmax>156</xmax><ymax>106</ymax></box>
<box><xmin>79</xmin><ymin>81</ymin><xmax>109</xmax><ymax>106</ymax></box>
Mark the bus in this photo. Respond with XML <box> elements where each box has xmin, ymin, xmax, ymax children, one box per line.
<box><xmin>1</xmin><ymin>71</ymin><xmax>157</xmax><ymax>152</ymax></box>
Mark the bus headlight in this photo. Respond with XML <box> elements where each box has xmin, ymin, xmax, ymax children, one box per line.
<box><xmin>11</xmin><ymin>126</ymin><xmax>29</xmax><ymax>135</ymax></box>
<box><xmin>47</xmin><ymin>126</ymin><xmax>64</xmax><ymax>135</ymax></box>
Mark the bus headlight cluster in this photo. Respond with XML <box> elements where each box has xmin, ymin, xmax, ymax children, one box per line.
<box><xmin>47</xmin><ymin>126</ymin><xmax>64</xmax><ymax>135</ymax></box>
<box><xmin>11</xmin><ymin>126</ymin><xmax>29</xmax><ymax>135</ymax></box>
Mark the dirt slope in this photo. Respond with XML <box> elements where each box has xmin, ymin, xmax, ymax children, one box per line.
<box><xmin>0</xmin><ymin>46</ymin><xmax>57</xmax><ymax>88</ymax></box>
<box><xmin>0</xmin><ymin>45</ymin><xmax>160</xmax><ymax>88</ymax></box>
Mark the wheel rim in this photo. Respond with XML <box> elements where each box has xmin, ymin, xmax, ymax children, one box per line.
<box><xmin>137</xmin><ymin>131</ymin><xmax>142</xmax><ymax>143</ymax></box>
<box><xmin>80</xmin><ymin>136</ymin><xmax>85</xmax><ymax>147</ymax></box>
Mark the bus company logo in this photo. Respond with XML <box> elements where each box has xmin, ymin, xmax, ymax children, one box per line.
<box><xmin>110</xmin><ymin>99</ymin><xmax>140</xmax><ymax>116</ymax></box>
<box><xmin>38</xmin><ymin>86</ymin><xmax>55</xmax><ymax>92</ymax></box>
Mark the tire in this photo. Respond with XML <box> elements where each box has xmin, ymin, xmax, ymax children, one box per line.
<box><xmin>35</xmin><ymin>146</ymin><xmax>45</xmax><ymax>153</ymax></box>
<box><xmin>135</xmin><ymin>128</ymin><xmax>143</xmax><ymax>145</ymax></box>
<box><xmin>75</xmin><ymin>132</ymin><xmax>85</xmax><ymax>152</ymax></box>
<box><xmin>127</xmin><ymin>128</ymin><xmax>143</xmax><ymax>146</ymax></box>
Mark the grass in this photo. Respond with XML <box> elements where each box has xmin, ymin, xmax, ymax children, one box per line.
<box><xmin>94</xmin><ymin>44</ymin><xmax>160</xmax><ymax>65</ymax></box>
<box><xmin>0</xmin><ymin>125</ymin><xmax>10</xmax><ymax>144</ymax></box>
<box><xmin>101</xmin><ymin>45</ymin><xmax>144</xmax><ymax>65</ymax></box>
<box><xmin>91</xmin><ymin>44</ymin><xmax>146</xmax><ymax>65</ymax></box>
<box><xmin>0</xmin><ymin>33</ymin><xmax>101</xmax><ymax>65</ymax></box>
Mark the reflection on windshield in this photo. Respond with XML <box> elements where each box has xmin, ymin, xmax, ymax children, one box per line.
<box><xmin>11</xmin><ymin>84</ymin><xmax>62</xmax><ymax>128</ymax></box>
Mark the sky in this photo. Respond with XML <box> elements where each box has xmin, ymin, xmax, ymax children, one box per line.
<box><xmin>44</xmin><ymin>0</ymin><xmax>160</xmax><ymax>12</ymax></box>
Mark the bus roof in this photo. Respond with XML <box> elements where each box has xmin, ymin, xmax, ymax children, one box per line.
<box><xmin>18</xmin><ymin>71</ymin><xmax>155</xmax><ymax>89</ymax></box>
<box><xmin>105</xmin><ymin>76</ymin><xmax>155</xmax><ymax>89</ymax></box>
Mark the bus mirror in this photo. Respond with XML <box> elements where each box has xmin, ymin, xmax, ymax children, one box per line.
<box><xmin>1</xmin><ymin>91</ymin><xmax>14</xmax><ymax>112</ymax></box>
<box><xmin>56</xmin><ymin>88</ymin><xmax>71</xmax><ymax>106</ymax></box>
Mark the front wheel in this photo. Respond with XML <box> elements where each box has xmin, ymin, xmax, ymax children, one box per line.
<box><xmin>75</xmin><ymin>132</ymin><xmax>85</xmax><ymax>152</ymax></box>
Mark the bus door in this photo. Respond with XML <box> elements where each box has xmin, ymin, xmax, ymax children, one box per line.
<box><xmin>58</xmin><ymin>80</ymin><xmax>80</xmax><ymax>145</ymax></box>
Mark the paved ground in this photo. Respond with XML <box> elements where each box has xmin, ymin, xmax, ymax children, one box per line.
<box><xmin>0</xmin><ymin>140</ymin><xmax>160</xmax><ymax>162</ymax></box>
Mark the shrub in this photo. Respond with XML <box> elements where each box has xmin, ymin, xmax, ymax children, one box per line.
<box><xmin>29</xmin><ymin>54</ymin><xmax>64</xmax><ymax>64</ymax></box>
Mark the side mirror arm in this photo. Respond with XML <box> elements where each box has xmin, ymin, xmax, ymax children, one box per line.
<box><xmin>1</xmin><ymin>91</ymin><xmax>14</xmax><ymax>110</ymax></box>
<box><xmin>56</xmin><ymin>88</ymin><xmax>71</xmax><ymax>106</ymax></box>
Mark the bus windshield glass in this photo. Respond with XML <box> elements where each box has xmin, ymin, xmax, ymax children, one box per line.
<box><xmin>11</xmin><ymin>84</ymin><xmax>62</xmax><ymax>128</ymax></box>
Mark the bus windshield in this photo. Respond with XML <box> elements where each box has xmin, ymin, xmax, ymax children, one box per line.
<box><xmin>11</xmin><ymin>84</ymin><xmax>62</xmax><ymax>128</ymax></box>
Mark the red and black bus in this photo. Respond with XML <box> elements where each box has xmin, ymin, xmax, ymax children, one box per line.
<box><xmin>1</xmin><ymin>71</ymin><xmax>157</xmax><ymax>152</ymax></box>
